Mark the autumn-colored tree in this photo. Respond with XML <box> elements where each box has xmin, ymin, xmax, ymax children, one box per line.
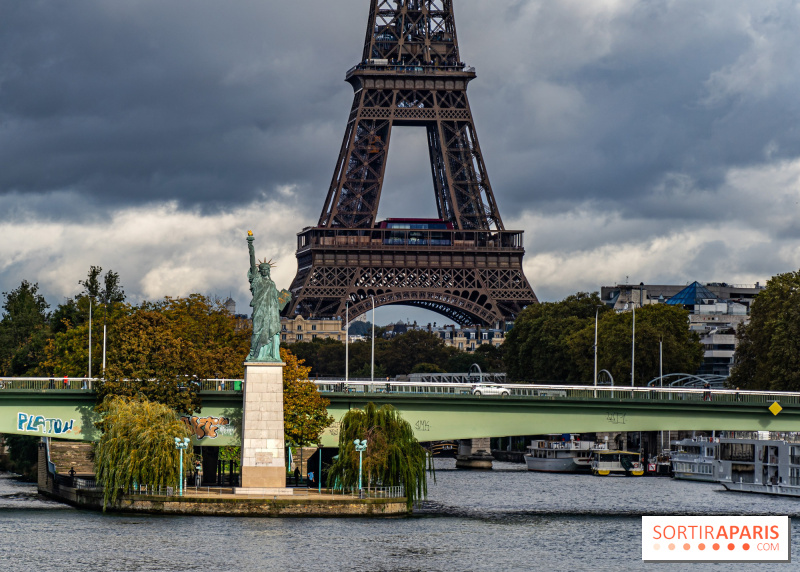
<box><xmin>327</xmin><ymin>402</ymin><xmax>431</xmax><ymax>509</ymax></box>
<box><xmin>98</xmin><ymin>310</ymin><xmax>203</xmax><ymax>414</ymax></box>
<box><xmin>95</xmin><ymin>396</ymin><xmax>194</xmax><ymax>509</ymax></box>
<box><xmin>282</xmin><ymin>347</ymin><xmax>333</xmax><ymax>447</ymax></box>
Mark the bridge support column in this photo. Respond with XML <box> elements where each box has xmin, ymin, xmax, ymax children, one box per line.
<box><xmin>236</xmin><ymin>362</ymin><xmax>292</xmax><ymax>495</ymax></box>
<box><xmin>455</xmin><ymin>438</ymin><xmax>493</xmax><ymax>470</ymax></box>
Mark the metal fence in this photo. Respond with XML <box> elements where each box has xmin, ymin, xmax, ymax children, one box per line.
<box><xmin>5</xmin><ymin>377</ymin><xmax>800</xmax><ymax>406</ymax></box>
<box><xmin>0</xmin><ymin>377</ymin><xmax>241</xmax><ymax>391</ymax></box>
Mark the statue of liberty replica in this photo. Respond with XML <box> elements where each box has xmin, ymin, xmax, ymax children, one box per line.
<box><xmin>239</xmin><ymin>231</ymin><xmax>293</xmax><ymax>492</ymax></box>
<box><xmin>246</xmin><ymin>231</ymin><xmax>291</xmax><ymax>362</ymax></box>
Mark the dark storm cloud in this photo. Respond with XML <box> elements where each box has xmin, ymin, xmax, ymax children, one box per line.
<box><xmin>1</xmin><ymin>0</ymin><xmax>800</xmax><ymax>309</ymax></box>
<box><xmin>0</xmin><ymin>0</ymin><xmax>361</xmax><ymax>219</ymax></box>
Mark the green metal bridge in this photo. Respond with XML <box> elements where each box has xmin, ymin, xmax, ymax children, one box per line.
<box><xmin>1</xmin><ymin>378</ymin><xmax>798</xmax><ymax>447</ymax></box>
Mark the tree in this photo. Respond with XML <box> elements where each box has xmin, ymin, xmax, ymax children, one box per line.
<box><xmin>410</xmin><ymin>362</ymin><xmax>446</xmax><ymax>374</ymax></box>
<box><xmin>91</xmin><ymin>295</ymin><xmax>249</xmax><ymax>413</ymax></box>
<box><xmin>43</xmin><ymin>266</ymin><xmax>128</xmax><ymax>376</ymax></box>
<box><xmin>731</xmin><ymin>271</ymin><xmax>800</xmax><ymax>391</ymax></box>
<box><xmin>569</xmin><ymin>303</ymin><xmax>703</xmax><ymax>386</ymax></box>
<box><xmin>379</xmin><ymin>330</ymin><xmax>454</xmax><ymax>376</ymax></box>
<box><xmin>282</xmin><ymin>348</ymin><xmax>334</xmax><ymax>447</ymax></box>
<box><xmin>0</xmin><ymin>280</ymin><xmax>50</xmax><ymax>376</ymax></box>
<box><xmin>503</xmin><ymin>292</ymin><xmax>703</xmax><ymax>384</ymax></box>
<box><xmin>1</xmin><ymin>435</ymin><xmax>39</xmax><ymax>480</ymax></box>
<box><xmin>97</xmin><ymin>310</ymin><xmax>203</xmax><ymax>414</ymax></box>
<box><xmin>94</xmin><ymin>396</ymin><xmax>193</xmax><ymax>509</ymax></box>
<box><xmin>503</xmin><ymin>292</ymin><xmax>608</xmax><ymax>382</ymax></box>
<box><xmin>326</xmin><ymin>402</ymin><xmax>431</xmax><ymax>510</ymax></box>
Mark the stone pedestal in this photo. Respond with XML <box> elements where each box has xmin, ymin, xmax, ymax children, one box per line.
<box><xmin>236</xmin><ymin>362</ymin><xmax>292</xmax><ymax>495</ymax></box>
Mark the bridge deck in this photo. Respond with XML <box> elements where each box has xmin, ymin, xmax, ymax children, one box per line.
<box><xmin>1</xmin><ymin>379</ymin><xmax>798</xmax><ymax>446</ymax></box>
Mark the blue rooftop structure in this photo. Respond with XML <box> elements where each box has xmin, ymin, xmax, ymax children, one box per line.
<box><xmin>665</xmin><ymin>281</ymin><xmax>718</xmax><ymax>306</ymax></box>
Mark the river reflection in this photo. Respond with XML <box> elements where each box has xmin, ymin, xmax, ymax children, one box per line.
<box><xmin>1</xmin><ymin>461</ymin><xmax>797</xmax><ymax>571</ymax></box>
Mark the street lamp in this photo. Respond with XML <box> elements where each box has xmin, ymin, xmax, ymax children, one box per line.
<box><xmin>345</xmin><ymin>301</ymin><xmax>349</xmax><ymax>384</ymax></box>
<box><xmin>631</xmin><ymin>302</ymin><xmax>635</xmax><ymax>388</ymax></box>
<box><xmin>88</xmin><ymin>295</ymin><xmax>93</xmax><ymax>379</ymax></box>
<box><xmin>174</xmin><ymin>437</ymin><xmax>190</xmax><ymax>496</ymax></box>
<box><xmin>354</xmin><ymin>439</ymin><xmax>367</xmax><ymax>493</ymax></box>
<box><xmin>370</xmin><ymin>295</ymin><xmax>375</xmax><ymax>383</ymax></box>
<box><xmin>593</xmin><ymin>305</ymin><xmax>603</xmax><ymax>393</ymax></box>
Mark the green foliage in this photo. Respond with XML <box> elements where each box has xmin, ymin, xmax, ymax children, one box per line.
<box><xmin>95</xmin><ymin>396</ymin><xmax>193</xmax><ymax>509</ymax></box>
<box><xmin>282</xmin><ymin>348</ymin><xmax>334</xmax><ymax>446</ymax></box>
<box><xmin>286</xmin><ymin>337</ymin><xmax>345</xmax><ymax>377</ymax></box>
<box><xmin>327</xmin><ymin>403</ymin><xmax>431</xmax><ymax>509</ymax></box>
<box><xmin>2</xmin><ymin>435</ymin><xmax>40</xmax><ymax>480</ymax></box>
<box><xmin>0</xmin><ymin>280</ymin><xmax>51</xmax><ymax>376</ymax></box>
<box><xmin>504</xmin><ymin>292</ymin><xmax>703</xmax><ymax>384</ymax></box>
<box><xmin>504</xmin><ymin>292</ymin><xmax>608</xmax><ymax>382</ymax></box>
<box><xmin>570</xmin><ymin>303</ymin><xmax>703</xmax><ymax>386</ymax></box>
<box><xmin>284</xmin><ymin>328</ymin><xmax>481</xmax><ymax>377</ymax></box>
<box><xmin>379</xmin><ymin>330</ymin><xmax>454</xmax><ymax>376</ymax></box>
<box><xmin>731</xmin><ymin>271</ymin><xmax>800</xmax><ymax>391</ymax></box>
<box><xmin>93</xmin><ymin>295</ymin><xmax>250</xmax><ymax>413</ymax></box>
<box><xmin>410</xmin><ymin>362</ymin><xmax>446</xmax><ymax>374</ymax></box>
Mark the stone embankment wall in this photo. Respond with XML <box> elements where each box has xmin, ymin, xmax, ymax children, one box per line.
<box><xmin>40</xmin><ymin>485</ymin><xmax>408</xmax><ymax>517</ymax></box>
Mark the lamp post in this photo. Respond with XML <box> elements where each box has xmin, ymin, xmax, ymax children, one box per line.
<box><xmin>631</xmin><ymin>302</ymin><xmax>635</xmax><ymax>388</ymax></box>
<box><xmin>88</xmin><ymin>296</ymin><xmax>93</xmax><ymax>379</ymax></box>
<box><xmin>370</xmin><ymin>295</ymin><xmax>375</xmax><ymax>382</ymax></box>
<box><xmin>593</xmin><ymin>305</ymin><xmax>603</xmax><ymax>394</ymax></box>
<box><xmin>354</xmin><ymin>439</ymin><xmax>367</xmax><ymax>493</ymax></box>
<box><xmin>174</xmin><ymin>437</ymin><xmax>190</xmax><ymax>496</ymax></box>
<box><xmin>345</xmin><ymin>301</ymin><xmax>349</xmax><ymax>384</ymax></box>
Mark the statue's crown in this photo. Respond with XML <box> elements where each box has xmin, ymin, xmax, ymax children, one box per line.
<box><xmin>258</xmin><ymin>258</ymin><xmax>276</xmax><ymax>268</ymax></box>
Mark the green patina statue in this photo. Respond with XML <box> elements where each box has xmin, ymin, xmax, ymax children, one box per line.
<box><xmin>246</xmin><ymin>231</ymin><xmax>291</xmax><ymax>362</ymax></box>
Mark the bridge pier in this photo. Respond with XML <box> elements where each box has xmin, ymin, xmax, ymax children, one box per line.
<box><xmin>455</xmin><ymin>438</ymin><xmax>493</xmax><ymax>470</ymax></box>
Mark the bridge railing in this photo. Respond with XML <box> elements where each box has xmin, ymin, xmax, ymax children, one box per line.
<box><xmin>0</xmin><ymin>377</ymin><xmax>242</xmax><ymax>391</ymax></box>
<box><xmin>312</xmin><ymin>381</ymin><xmax>800</xmax><ymax>406</ymax></box>
<box><xmin>4</xmin><ymin>377</ymin><xmax>799</xmax><ymax>406</ymax></box>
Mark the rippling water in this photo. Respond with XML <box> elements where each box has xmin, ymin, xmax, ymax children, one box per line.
<box><xmin>1</xmin><ymin>461</ymin><xmax>798</xmax><ymax>571</ymax></box>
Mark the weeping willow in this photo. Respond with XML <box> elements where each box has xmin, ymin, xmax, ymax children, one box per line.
<box><xmin>95</xmin><ymin>396</ymin><xmax>193</xmax><ymax>510</ymax></box>
<box><xmin>326</xmin><ymin>403</ymin><xmax>433</xmax><ymax>509</ymax></box>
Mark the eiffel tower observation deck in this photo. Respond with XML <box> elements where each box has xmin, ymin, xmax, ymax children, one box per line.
<box><xmin>284</xmin><ymin>0</ymin><xmax>538</xmax><ymax>326</ymax></box>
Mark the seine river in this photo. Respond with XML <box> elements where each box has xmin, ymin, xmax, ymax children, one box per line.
<box><xmin>1</xmin><ymin>460</ymin><xmax>798</xmax><ymax>571</ymax></box>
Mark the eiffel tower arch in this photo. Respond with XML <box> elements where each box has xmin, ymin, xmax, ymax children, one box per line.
<box><xmin>284</xmin><ymin>0</ymin><xmax>538</xmax><ymax>326</ymax></box>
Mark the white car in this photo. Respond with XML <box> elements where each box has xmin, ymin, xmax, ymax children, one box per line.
<box><xmin>471</xmin><ymin>384</ymin><xmax>510</xmax><ymax>397</ymax></box>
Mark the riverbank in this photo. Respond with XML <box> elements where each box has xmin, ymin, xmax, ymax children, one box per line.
<box><xmin>39</xmin><ymin>484</ymin><xmax>409</xmax><ymax>517</ymax></box>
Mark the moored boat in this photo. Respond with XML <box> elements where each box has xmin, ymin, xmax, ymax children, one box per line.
<box><xmin>524</xmin><ymin>435</ymin><xmax>607</xmax><ymax>473</ymax></box>
<box><xmin>717</xmin><ymin>438</ymin><xmax>800</xmax><ymax>497</ymax></box>
<box><xmin>670</xmin><ymin>437</ymin><xmax>718</xmax><ymax>482</ymax></box>
<box><xmin>590</xmin><ymin>450</ymin><xmax>644</xmax><ymax>476</ymax></box>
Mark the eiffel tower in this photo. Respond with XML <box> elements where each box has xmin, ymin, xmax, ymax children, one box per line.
<box><xmin>284</xmin><ymin>0</ymin><xmax>538</xmax><ymax>326</ymax></box>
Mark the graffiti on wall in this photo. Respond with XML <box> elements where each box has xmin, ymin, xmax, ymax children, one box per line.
<box><xmin>181</xmin><ymin>415</ymin><xmax>233</xmax><ymax>440</ymax></box>
<box><xmin>17</xmin><ymin>412</ymin><xmax>76</xmax><ymax>435</ymax></box>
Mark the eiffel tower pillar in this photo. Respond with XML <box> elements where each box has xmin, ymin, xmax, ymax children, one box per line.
<box><xmin>284</xmin><ymin>0</ymin><xmax>538</xmax><ymax>325</ymax></box>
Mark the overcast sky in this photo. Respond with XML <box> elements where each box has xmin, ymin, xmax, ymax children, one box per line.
<box><xmin>2</xmin><ymin>0</ymin><xmax>799</xmax><ymax>324</ymax></box>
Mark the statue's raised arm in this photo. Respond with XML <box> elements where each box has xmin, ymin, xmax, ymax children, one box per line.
<box><xmin>247</xmin><ymin>231</ymin><xmax>257</xmax><ymax>276</ymax></box>
<box><xmin>245</xmin><ymin>232</ymin><xmax>288</xmax><ymax>363</ymax></box>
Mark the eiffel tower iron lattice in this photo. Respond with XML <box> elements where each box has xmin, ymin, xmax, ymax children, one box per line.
<box><xmin>284</xmin><ymin>0</ymin><xmax>538</xmax><ymax>326</ymax></box>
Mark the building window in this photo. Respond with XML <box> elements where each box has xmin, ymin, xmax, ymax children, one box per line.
<box><xmin>297</xmin><ymin>334</ymin><xmax>303</xmax><ymax>341</ymax></box>
<box><xmin>312</xmin><ymin>324</ymin><xmax>317</xmax><ymax>331</ymax></box>
<box><xmin>281</xmin><ymin>334</ymin><xmax>286</xmax><ymax>341</ymax></box>
<box><xmin>312</xmin><ymin>334</ymin><xmax>317</xmax><ymax>339</ymax></box>
<box><xmin>458</xmin><ymin>342</ymin><xmax>463</xmax><ymax>349</ymax></box>
<box><xmin>482</xmin><ymin>333</ymin><xmax>488</xmax><ymax>340</ymax></box>
<box><xmin>281</xmin><ymin>325</ymin><xmax>287</xmax><ymax>331</ymax></box>
<box><xmin>297</xmin><ymin>325</ymin><xmax>302</xmax><ymax>331</ymax></box>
